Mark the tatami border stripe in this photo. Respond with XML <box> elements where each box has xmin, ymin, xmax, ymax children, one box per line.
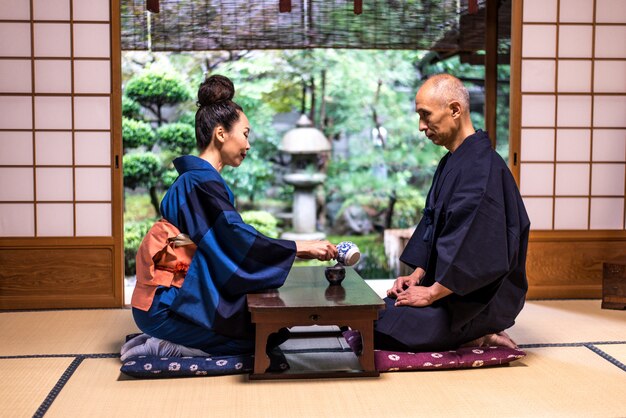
<box><xmin>584</xmin><ymin>344</ymin><xmax>626</xmax><ymax>372</ymax></box>
<box><xmin>0</xmin><ymin>353</ymin><xmax>119</xmax><ymax>359</ymax></box>
<box><xmin>32</xmin><ymin>356</ymin><xmax>84</xmax><ymax>418</ymax></box>
<box><xmin>519</xmin><ymin>341</ymin><xmax>626</xmax><ymax>348</ymax></box>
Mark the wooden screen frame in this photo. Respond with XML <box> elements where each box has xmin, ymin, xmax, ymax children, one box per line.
<box><xmin>0</xmin><ymin>0</ymin><xmax>123</xmax><ymax>309</ymax></box>
<box><xmin>509</xmin><ymin>0</ymin><xmax>626</xmax><ymax>299</ymax></box>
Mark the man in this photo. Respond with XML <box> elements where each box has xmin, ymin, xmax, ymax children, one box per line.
<box><xmin>374</xmin><ymin>74</ymin><xmax>530</xmax><ymax>351</ymax></box>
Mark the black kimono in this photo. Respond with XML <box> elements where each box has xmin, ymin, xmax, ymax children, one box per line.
<box><xmin>374</xmin><ymin>130</ymin><xmax>530</xmax><ymax>351</ymax></box>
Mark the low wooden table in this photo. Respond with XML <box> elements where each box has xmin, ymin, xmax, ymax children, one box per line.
<box><xmin>247</xmin><ymin>266</ymin><xmax>385</xmax><ymax>380</ymax></box>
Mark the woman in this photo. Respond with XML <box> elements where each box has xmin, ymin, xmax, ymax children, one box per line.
<box><xmin>121</xmin><ymin>75</ymin><xmax>337</xmax><ymax>361</ymax></box>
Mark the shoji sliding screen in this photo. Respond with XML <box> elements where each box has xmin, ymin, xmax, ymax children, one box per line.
<box><xmin>511</xmin><ymin>0</ymin><xmax>626</xmax><ymax>298</ymax></box>
<box><xmin>0</xmin><ymin>0</ymin><xmax>123</xmax><ymax>308</ymax></box>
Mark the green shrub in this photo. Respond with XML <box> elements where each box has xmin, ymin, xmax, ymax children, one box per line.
<box><xmin>125</xmin><ymin>70</ymin><xmax>192</xmax><ymax>109</ymax></box>
<box><xmin>177</xmin><ymin>111</ymin><xmax>196</xmax><ymax>127</ymax></box>
<box><xmin>156</xmin><ymin>122</ymin><xmax>196</xmax><ymax>155</ymax></box>
<box><xmin>392</xmin><ymin>188</ymin><xmax>426</xmax><ymax>228</ymax></box>
<box><xmin>122</xmin><ymin>96</ymin><xmax>142</xmax><ymax>120</ymax></box>
<box><xmin>122</xmin><ymin>117</ymin><xmax>155</xmax><ymax>150</ymax></box>
<box><xmin>241</xmin><ymin>210</ymin><xmax>279</xmax><ymax>238</ymax></box>
<box><xmin>123</xmin><ymin>153</ymin><xmax>161</xmax><ymax>189</ymax></box>
<box><xmin>161</xmin><ymin>168</ymin><xmax>179</xmax><ymax>189</ymax></box>
<box><xmin>124</xmin><ymin>218</ymin><xmax>155</xmax><ymax>276</ymax></box>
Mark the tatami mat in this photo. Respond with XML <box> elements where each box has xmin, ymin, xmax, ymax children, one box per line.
<box><xmin>0</xmin><ymin>358</ymin><xmax>73</xmax><ymax>418</ymax></box>
<box><xmin>0</xmin><ymin>309</ymin><xmax>139</xmax><ymax>356</ymax></box>
<box><xmin>595</xmin><ymin>344</ymin><xmax>626</xmax><ymax>366</ymax></box>
<box><xmin>508</xmin><ymin>300</ymin><xmax>626</xmax><ymax>344</ymax></box>
<box><xmin>38</xmin><ymin>347</ymin><xmax>625</xmax><ymax>418</ymax></box>
<box><xmin>1</xmin><ymin>296</ymin><xmax>625</xmax><ymax>417</ymax></box>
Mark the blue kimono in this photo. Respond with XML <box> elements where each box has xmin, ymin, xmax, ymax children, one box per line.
<box><xmin>132</xmin><ymin>155</ymin><xmax>296</xmax><ymax>355</ymax></box>
<box><xmin>374</xmin><ymin>130</ymin><xmax>530</xmax><ymax>351</ymax></box>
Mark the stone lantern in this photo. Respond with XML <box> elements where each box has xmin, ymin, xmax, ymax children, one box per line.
<box><xmin>280</xmin><ymin>114</ymin><xmax>330</xmax><ymax>240</ymax></box>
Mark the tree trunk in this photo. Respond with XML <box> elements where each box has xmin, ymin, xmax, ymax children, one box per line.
<box><xmin>149</xmin><ymin>185</ymin><xmax>161</xmax><ymax>217</ymax></box>
<box><xmin>385</xmin><ymin>190</ymin><xmax>397</xmax><ymax>229</ymax></box>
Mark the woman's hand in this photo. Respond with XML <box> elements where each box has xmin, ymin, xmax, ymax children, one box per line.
<box><xmin>295</xmin><ymin>240</ymin><xmax>338</xmax><ymax>261</ymax></box>
<box><xmin>387</xmin><ymin>267</ymin><xmax>426</xmax><ymax>298</ymax></box>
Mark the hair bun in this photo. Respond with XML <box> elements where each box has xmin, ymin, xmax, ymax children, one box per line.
<box><xmin>197</xmin><ymin>74</ymin><xmax>235</xmax><ymax>107</ymax></box>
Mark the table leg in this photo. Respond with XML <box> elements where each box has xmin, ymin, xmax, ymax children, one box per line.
<box><xmin>253</xmin><ymin>323</ymin><xmax>272</xmax><ymax>375</ymax></box>
<box><xmin>350</xmin><ymin>320</ymin><xmax>377</xmax><ymax>374</ymax></box>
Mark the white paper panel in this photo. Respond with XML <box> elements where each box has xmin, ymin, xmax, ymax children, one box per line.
<box><xmin>522</xmin><ymin>197</ymin><xmax>553</xmax><ymax>229</ymax></box>
<box><xmin>0</xmin><ymin>132</ymin><xmax>32</xmax><ymax>165</ymax></box>
<box><xmin>34</xmin><ymin>96</ymin><xmax>72</xmax><ymax>130</ymax></box>
<box><xmin>591</xmin><ymin>163</ymin><xmax>625</xmax><ymax>195</ymax></box>
<box><xmin>521</xmin><ymin>129</ymin><xmax>555</xmax><ymax>161</ymax></box>
<box><xmin>559</xmin><ymin>0</ymin><xmax>594</xmax><ymax>23</ymax></box>
<box><xmin>555</xmin><ymin>164</ymin><xmax>589</xmax><ymax>195</ymax></box>
<box><xmin>557</xmin><ymin>60</ymin><xmax>592</xmax><ymax>93</ymax></box>
<box><xmin>594</xmin><ymin>61</ymin><xmax>626</xmax><ymax>93</ymax></box>
<box><xmin>33</xmin><ymin>23</ymin><xmax>71</xmax><ymax>57</ymax></box>
<box><xmin>73</xmin><ymin>0</ymin><xmax>110</xmax><ymax>21</ymax></box>
<box><xmin>36</xmin><ymin>203</ymin><xmax>73</xmax><ymax>237</ymax></box>
<box><xmin>558</xmin><ymin>25</ymin><xmax>593</xmax><ymax>58</ymax></box>
<box><xmin>590</xmin><ymin>198</ymin><xmax>625</xmax><ymax>229</ymax></box>
<box><xmin>0</xmin><ymin>96</ymin><xmax>32</xmax><ymax>129</ymax></box>
<box><xmin>33</xmin><ymin>0</ymin><xmax>70</xmax><ymax>21</ymax></box>
<box><xmin>35</xmin><ymin>132</ymin><xmax>73</xmax><ymax>165</ymax></box>
<box><xmin>521</xmin><ymin>60</ymin><xmax>555</xmax><ymax>92</ymax></box>
<box><xmin>75</xmin><ymin>132</ymin><xmax>110</xmax><ymax>165</ymax></box>
<box><xmin>522</xmin><ymin>95</ymin><xmax>556</xmax><ymax>127</ymax></box>
<box><xmin>524</xmin><ymin>0</ymin><xmax>557</xmax><ymax>22</ymax></box>
<box><xmin>0</xmin><ymin>0</ymin><xmax>31</xmax><ymax>20</ymax></box>
<box><xmin>554</xmin><ymin>198</ymin><xmax>589</xmax><ymax>229</ymax></box>
<box><xmin>73</xmin><ymin>24</ymin><xmax>110</xmax><ymax>58</ymax></box>
<box><xmin>596</xmin><ymin>0</ymin><xmax>626</xmax><ymax>23</ymax></box>
<box><xmin>521</xmin><ymin>163</ymin><xmax>554</xmax><ymax>195</ymax></box>
<box><xmin>556</xmin><ymin>129</ymin><xmax>590</xmax><ymax>161</ymax></box>
<box><xmin>75</xmin><ymin>168</ymin><xmax>111</xmax><ymax>201</ymax></box>
<box><xmin>0</xmin><ymin>168</ymin><xmax>33</xmax><ymax>201</ymax></box>
<box><xmin>0</xmin><ymin>60</ymin><xmax>32</xmax><ymax>93</ymax></box>
<box><xmin>0</xmin><ymin>23</ymin><xmax>31</xmax><ymax>57</ymax></box>
<box><xmin>557</xmin><ymin>95</ymin><xmax>591</xmax><ymax>127</ymax></box>
<box><xmin>75</xmin><ymin>203</ymin><xmax>111</xmax><ymax>236</ymax></box>
<box><xmin>74</xmin><ymin>60</ymin><xmax>111</xmax><ymax>94</ymax></box>
<box><xmin>36</xmin><ymin>167</ymin><xmax>73</xmax><ymax>201</ymax></box>
<box><xmin>593</xmin><ymin>96</ymin><xmax>626</xmax><ymax>127</ymax></box>
<box><xmin>595</xmin><ymin>26</ymin><xmax>626</xmax><ymax>58</ymax></box>
<box><xmin>34</xmin><ymin>60</ymin><xmax>72</xmax><ymax>94</ymax></box>
<box><xmin>0</xmin><ymin>204</ymin><xmax>34</xmax><ymax>236</ymax></box>
<box><xmin>74</xmin><ymin>97</ymin><xmax>110</xmax><ymax>130</ymax></box>
<box><xmin>593</xmin><ymin>129</ymin><xmax>626</xmax><ymax>162</ymax></box>
<box><xmin>522</xmin><ymin>25</ymin><xmax>556</xmax><ymax>57</ymax></box>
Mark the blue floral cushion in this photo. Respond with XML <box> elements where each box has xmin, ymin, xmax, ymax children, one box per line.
<box><xmin>120</xmin><ymin>334</ymin><xmax>289</xmax><ymax>378</ymax></box>
<box><xmin>120</xmin><ymin>354</ymin><xmax>254</xmax><ymax>378</ymax></box>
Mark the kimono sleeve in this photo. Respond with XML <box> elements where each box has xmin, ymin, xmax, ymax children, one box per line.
<box><xmin>435</xmin><ymin>187</ymin><xmax>513</xmax><ymax>297</ymax></box>
<box><xmin>176</xmin><ymin>180</ymin><xmax>296</xmax><ymax>298</ymax></box>
<box><xmin>399</xmin><ymin>218</ymin><xmax>430</xmax><ymax>271</ymax></box>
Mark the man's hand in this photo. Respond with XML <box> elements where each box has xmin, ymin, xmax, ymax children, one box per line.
<box><xmin>394</xmin><ymin>282</ymin><xmax>453</xmax><ymax>308</ymax></box>
<box><xmin>387</xmin><ymin>267</ymin><xmax>426</xmax><ymax>298</ymax></box>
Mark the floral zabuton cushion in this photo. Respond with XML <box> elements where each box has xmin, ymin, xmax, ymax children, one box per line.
<box><xmin>343</xmin><ymin>329</ymin><xmax>526</xmax><ymax>371</ymax></box>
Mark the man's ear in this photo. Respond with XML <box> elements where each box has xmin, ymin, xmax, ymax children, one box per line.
<box><xmin>449</xmin><ymin>101</ymin><xmax>462</xmax><ymax>119</ymax></box>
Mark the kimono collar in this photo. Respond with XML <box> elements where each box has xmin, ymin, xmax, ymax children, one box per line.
<box><xmin>173</xmin><ymin>155</ymin><xmax>219</xmax><ymax>175</ymax></box>
<box><xmin>448</xmin><ymin>129</ymin><xmax>490</xmax><ymax>162</ymax></box>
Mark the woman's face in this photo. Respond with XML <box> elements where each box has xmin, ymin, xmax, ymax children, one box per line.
<box><xmin>221</xmin><ymin>111</ymin><xmax>250</xmax><ymax>167</ymax></box>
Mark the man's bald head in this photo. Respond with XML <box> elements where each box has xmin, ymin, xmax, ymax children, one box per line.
<box><xmin>414</xmin><ymin>73</ymin><xmax>475</xmax><ymax>152</ymax></box>
<box><xmin>419</xmin><ymin>74</ymin><xmax>470</xmax><ymax>112</ymax></box>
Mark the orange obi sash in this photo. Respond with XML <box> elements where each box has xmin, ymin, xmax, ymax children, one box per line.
<box><xmin>131</xmin><ymin>219</ymin><xmax>197</xmax><ymax>311</ymax></box>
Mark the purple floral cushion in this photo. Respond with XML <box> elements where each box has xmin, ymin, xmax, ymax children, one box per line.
<box><xmin>342</xmin><ymin>329</ymin><xmax>526</xmax><ymax>371</ymax></box>
<box><xmin>374</xmin><ymin>346</ymin><xmax>526</xmax><ymax>371</ymax></box>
